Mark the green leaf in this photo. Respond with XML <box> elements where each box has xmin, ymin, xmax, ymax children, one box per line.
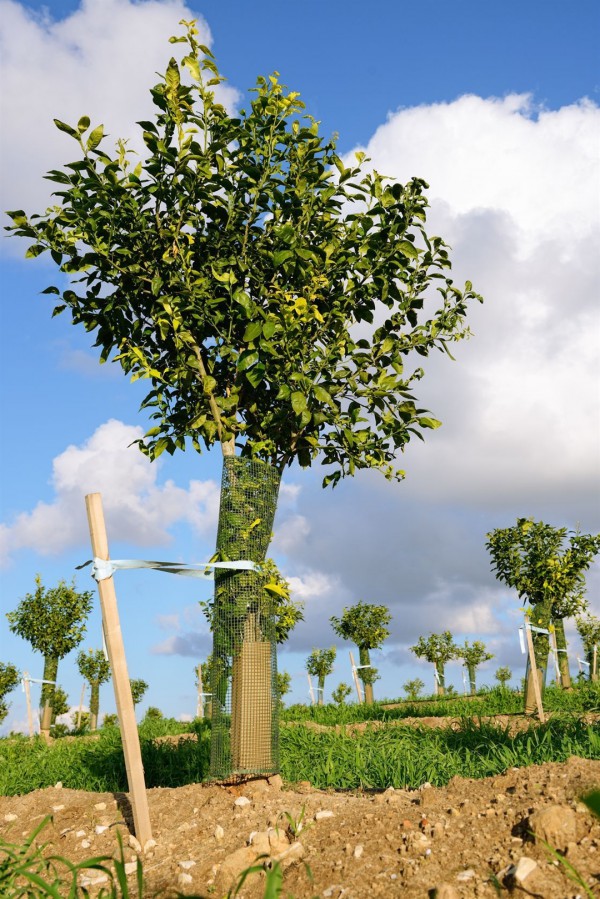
<box><xmin>182</xmin><ymin>54</ymin><xmax>201</xmax><ymax>82</ymax></box>
<box><xmin>25</xmin><ymin>244</ymin><xmax>46</xmax><ymax>259</ymax></box>
<box><xmin>264</xmin><ymin>582</ymin><xmax>289</xmax><ymax>598</ymax></box>
<box><xmin>262</xmin><ymin>319</ymin><xmax>277</xmax><ymax>339</ymax></box>
<box><xmin>418</xmin><ymin>417</ymin><xmax>441</xmax><ymax>429</ymax></box>
<box><xmin>397</xmin><ymin>240</ymin><xmax>419</xmax><ymax>259</ymax></box>
<box><xmin>313</xmin><ymin>385</ymin><xmax>335</xmax><ymax>407</ymax></box>
<box><xmin>87</xmin><ymin>125</ymin><xmax>104</xmax><ymax>152</ymax></box>
<box><xmin>291</xmin><ymin>391</ymin><xmax>307</xmax><ymax>415</ymax></box>
<box><xmin>243</xmin><ymin>321</ymin><xmax>263</xmax><ymax>342</ymax></box>
<box><xmin>53</xmin><ymin>119</ymin><xmax>79</xmax><ymax>138</ymax></box>
<box><xmin>237</xmin><ymin>350</ymin><xmax>259</xmax><ymax>371</ymax></box>
<box><xmin>151</xmin><ymin>274</ymin><xmax>163</xmax><ymax>296</ymax></box>
<box><xmin>77</xmin><ymin>116</ymin><xmax>90</xmax><ymax>134</ymax></box>
<box><xmin>165</xmin><ymin>58</ymin><xmax>180</xmax><ymax>91</ymax></box>
<box><xmin>582</xmin><ymin>790</ymin><xmax>600</xmax><ymax>820</ymax></box>
<box><xmin>273</xmin><ymin>249</ymin><xmax>293</xmax><ymax>266</ymax></box>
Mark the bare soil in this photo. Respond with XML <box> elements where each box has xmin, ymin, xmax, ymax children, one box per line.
<box><xmin>1</xmin><ymin>746</ymin><xmax>599</xmax><ymax>897</ymax></box>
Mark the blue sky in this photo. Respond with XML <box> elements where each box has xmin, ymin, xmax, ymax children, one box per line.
<box><xmin>1</xmin><ymin>0</ymin><xmax>599</xmax><ymax>732</ymax></box>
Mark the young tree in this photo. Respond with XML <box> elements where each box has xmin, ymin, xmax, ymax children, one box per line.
<box><xmin>7</xmin><ymin>22</ymin><xmax>480</xmax><ymax>776</ymax></box>
<box><xmin>576</xmin><ymin>615</ymin><xmax>600</xmax><ymax>682</ymax></box>
<box><xmin>143</xmin><ymin>706</ymin><xmax>164</xmax><ymax>721</ymax></box>
<box><xmin>330</xmin><ymin>602</ymin><xmax>391</xmax><ymax>704</ymax></box>
<box><xmin>0</xmin><ymin>663</ymin><xmax>20</xmax><ymax>726</ymax></box>
<box><xmin>276</xmin><ymin>671</ymin><xmax>292</xmax><ymax>707</ymax></box>
<box><xmin>403</xmin><ymin>677</ymin><xmax>425</xmax><ymax>701</ymax></box>
<box><xmin>6</xmin><ymin>576</ymin><xmax>93</xmax><ymax>735</ymax></box>
<box><xmin>494</xmin><ymin>666</ymin><xmax>512</xmax><ymax>689</ymax></box>
<box><xmin>486</xmin><ymin>519</ymin><xmax>600</xmax><ymax>711</ymax></box>
<box><xmin>306</xmin><ymin>648</ymin><xmax>337</xmax><ymax>705</ymax></box>
<box><xmin>410</xmin><ymin>631</ymin><xmax>458</xmax><ymax>696</ymax></box>
<box><xmin>130</xmin><ymin>679</ymin><xmax>149</xmax><ymax>708</ymax></box>
<box><xmin>332</xmin><ymin>682</ymin><xmax>352</xmax><ymax>705</ymax></box>
<box><xmin>77</xmin><ymin>649</ymin><xmax>112</xmax><ymax>730</ymax></box>
<box><xmin>50</xmin><ymin>686</ymin><xmax>70</xmax><ymax>726</ymax></box>
<box><xmin>458</xmin><ymin>640</ymin><xmax>494</xmax><ymax>695</ymax></box>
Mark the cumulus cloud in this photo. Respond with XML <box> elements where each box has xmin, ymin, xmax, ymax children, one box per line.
<box><xmin>0</xmin><ymin>419</ymin><xmax>220</xmax><ymax>566</ymax></box>
<box><xmin>0</xmin><ymin>0</ymin><xmax>239</xmax><ymax>230</ymax></box>
<box><xmin>343</xmin><ymin>94</ymin><xmax>600</xmax><ymax>512</ymax></box>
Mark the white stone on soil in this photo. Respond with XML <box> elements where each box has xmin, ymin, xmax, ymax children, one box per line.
<box><xmin>179</xmin><ymin>860</ymin><xmax>196</xmax><ymax>870</ymax></box>
<box><xmin>234</xmin><ymin>796</ymin><xmax>251</xmax><ymax>808</ymax></box>
<box><xmin>315</xmin><ymin>810</ymin><xmax>335</xmax><ymax>821</ymax></box>
<box><xmin>214</xmin><ymin>824</ymin><xmax>225</xmax><ymax>840</ymax></box>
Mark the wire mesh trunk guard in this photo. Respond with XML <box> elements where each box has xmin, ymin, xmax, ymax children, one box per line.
<box><xmin>209</xmin><ymin>456</ymin><xmax>281</xmax><ymax>779</ymax></box>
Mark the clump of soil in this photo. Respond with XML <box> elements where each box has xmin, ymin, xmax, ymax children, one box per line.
<box><xmin>1</xmin><ymin>757</ymin><xmax>598</xmax><ymax>898</ymax></box>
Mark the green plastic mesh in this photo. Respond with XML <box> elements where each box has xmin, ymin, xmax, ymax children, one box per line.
<box><xmin>209</xmin><ymin>456</ymin><xmax>281</xmax><ymax>780</ymax></box>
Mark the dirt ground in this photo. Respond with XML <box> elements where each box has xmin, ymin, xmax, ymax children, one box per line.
<box><xmin>1</xmin><ymin>746</ymin><xmax>599</xmax><ymax>897</ymax></box>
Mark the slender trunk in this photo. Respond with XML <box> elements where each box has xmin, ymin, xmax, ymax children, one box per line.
<box><xmin>90</xmin><ymin>681</ymin><xmax>100</xmax><ymax>731</ymax></box>
<box><xmin>553</xmin><ymin>618</ymin><xmax>572</xmax><ymax>690</ymax></box>
<box><xmin>359</xmin><ymin>647</ymin><xmax>374</xmax><ymax>705</ymax></box>
<box><xmin>435</xmin><ymin>660</ymin><xmax>445</xmax><ymax>696</ymax></box>
<box><xmin>318</xmin><ymin>675</ymin><xmax>325</xmax><ymax>705</ymax></box>
<box><xmin>467</xmin><ymin>664</ymin><xmax>477</xmax><ymax>695</ymax></box>
<box><xmin>40</xmin><ymin>656</ymin><xmax>58</xmax><ymax>737</ymax></box>
<box><xmin>210</xmin><ymin>456</ymin><xmax>281</xmax><ymax>778</ymax></box>
<box><xmin>591</xmin><ymin>644</ymin><xmax>598</xmax><ymax>682</ymax></box>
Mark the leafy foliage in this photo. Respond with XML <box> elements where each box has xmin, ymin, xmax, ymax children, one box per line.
<box><xmin>6</xmin><ymin>20</ymin><xmax>480</xmax><ymax>485</ymax></box>
<box><xmin>129</xmin><ymin>679</ymin><xmax>148</xmax><ymax>707</ymax></box>
<box><xmin>410</xmin><ymin>631</ymin><xmax>458</xmax><ymax>665</ymax></box>
<box><xmin>306</xmin><ymin>647</ymin><xmax>337</xmax><ymax>680</ymax></box>
<box><xmin>330</xmin><ymin>602</ymin><xmax>391</xmax><ymax>650</ymax></box>
<box><xmin>331</xmin><ymin>682</ymin><xmax>353</xmax><ymax>705</ymax></box>
<box><xmin>494</xmin><ymin>666</ymin><xmax>512</xmax><ymax>687</ymax></box>
<box><xmin>0</xmin><ymin>663</ymin><xmax>20</xmax><ymax>726</ymax></box>
<box><xmin>6</xmin><ymin>576</ymin><xmax>93</xmax><ymax>722</ymax></box>
<box><xmin>77</xmin><ymin>649</ymin><xmax>112</xmax><ymax>729</ymax></box>
<box><xmin>276</xmin><ymin>671</ymin><xmax>292</xmax><ymax>704</ymax></box>
<box><xmin>486</xmin><ymin>519</ymin><xmax>600</xmax><ymax>620</ymax></box>
<box><xmin>403</xmin><ymin>678</ymin><xmax>425</xmax><ymax>700</ymax></box>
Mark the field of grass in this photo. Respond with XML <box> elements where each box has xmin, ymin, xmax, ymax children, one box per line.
<box><xmin>1</xmin><ymin>686</ymin><xmax>599</xmax><ymax>796</ymax></box>
<box><xmin>281</xmin><ymin>682</ymin><xmax>600</xmax><ymax>724</ymax></box>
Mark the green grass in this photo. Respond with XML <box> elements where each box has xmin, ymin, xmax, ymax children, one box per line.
<box><xmin>281</xmin><ymin>682</ymin><xmax>600</xmax><ymax>725</ymax></box>
<box><xmin>1</xmin><ymin>711</ymin><xmax>598</xmax><ymax>797</ymax></box>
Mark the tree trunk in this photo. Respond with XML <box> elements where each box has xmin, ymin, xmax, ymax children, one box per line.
<box><xmin>553</xmin><ymin>618</ymin><xmax>572</xmax><ymax>690</ymax></box>
<box><xmin>40</xmin><ymin>655</ymin><xmax>58</xmax><ymax>737</ymax></box>
<box><xmin>435</xmin><ymin>661</ymin><xmax>445</xmax><ymax>696</ymax></box>
<box><xmin>359</xmin><ymin>647</ymin><xmax>374</xmax><ymax>705</ymax></box>
<box><xmin>90</xmin><ymin>681</ymin><xmax>100</xmax><ymax>731</ymax></box>
<box><xmin>210</xmin><ymin>456</ymin><xmax>281</xmax><ymax>778</ymax></box>
<box><xmin>467</xmin><ymin>664</ymin><xmax>477</xmax><ymax>695</ymax></box>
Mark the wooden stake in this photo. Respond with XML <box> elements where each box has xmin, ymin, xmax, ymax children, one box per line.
<box><xmin>77</xmin><ymin>682</ymin><xmax>86</xmax><ymax>729</ymax></box>
<box><xmin>349</xmin><ymin>652</ymin><xmax>363</xmax><ymax>704</ymax></box>
<box><xmin>593</xmin><ymin>644</ymin><xmax>598</xmax><ymax>682</ymax></box>
<box><xmin>23</xmin><ymin>673</ymin><xmax>33</xmax><ymax>737</ymax></box>
<box><xmin>524</xmin><ymin>624</ymin><xmax>545</xmax><ymax>723</ymax></box>
<box><xmin>307</xmin><ymin>673</ymin><xmax>316</xmax><ymax>705</ymax></box>
<box><xmin>85</xmin><ymin>493</ymin><xmax>153</xmax><ymax>844</ymax></box>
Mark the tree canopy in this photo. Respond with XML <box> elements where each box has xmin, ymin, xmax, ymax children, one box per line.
<box><xmin>0</xmin><ymin>662</ymin><xmax>20</xmax><ymax>726</ymax></box>
<box><xmin>330</xmin><ymin>602</ymin><xmax>391</xmax><ymax>650</ymax></box>
<box><xmin>6</xmin><ymin>20</ymin><xmax>481</xmax><ymax>485</ymax></box>
<box><xmin>6</xmin><ymin>576</ymin><xmax>94</xmax><ymax>663</ymax></box>
<box><xmin>486</xmin><ymin>519</ymin><xmax>600</xmax><ymax>617</ymax></box>
<box><xmin>410</xmin><ymin>631</ymin><xmax>458</xmax><ymax>665</ymax></box>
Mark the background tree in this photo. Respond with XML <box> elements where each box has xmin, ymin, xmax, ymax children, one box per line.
<box><xmin>306</xmin><ymin>648</ymin><xmax>337</xmax><ymax>705</ymax></box>
<box><xmin>50</xmin><ymin>686</ymin><xmax>70</xmax><ymax>726</ymax></box>
<box><xmin>331</xmin><ymin>682</ymin><xmax>352</xmax><ymax>705</ymax></box>
<box><xmin>458</xmin><ymin>640</ymin><xmax>494</xmax><ymax>695</ymax></box>
<box><xmin>486</xmin><ymin>519</ymin><xmax>600</xmax><ymax>711</ymax></box>
<box><xmin>6</xmin><ymin>576</ymin><xmax>93</xmax><ymax>735</ymax></box>
<box><xmin>403</xmin><ymin>677</ymin><xmax>425</xmax><ymax>701</ymax></box>
<box><xmin>494</xmin><ymin>666</ymin><xmax>512</xmax><ymax>689</ymax></box>
<box><xmin>7</xmin><ymin>21</ymin><xmax>480</xmax><ymax>776</ymax></box>
<box><xmin>129</xmin><ymin>679</ymin><xmax>149</xmax><ymax>708</ymax></box>
<box><xmin>77</xmin><ymin>649</ymin><xmax>111</xmax><ymax>730</ymax></box>
<box><xmin>410</xmin><ymin>631</ymin><xmax>458</xmax><ymax>696</ymax></box>
<box><xmin>330</xmin><ymin>602</ymin><xmax>391</xmax><ymax>704</ymax></box>
<box><xmin>576</xmin><ymin>615</ymin><xmax>600</xmax><ymax>682</ymax></box>
<box><xmin>143</xmin><ymin>706</ymin><xmax>164</xmax><ymax>721</ymax></box>
<box><xmin>276</xmin><ymin>671</ymin><xmax>292</xmax><ymax>707</ymax></box>
<box><xmin>0</xmin><ymin>663</ymin><xmax>20</xmax><ymax>726</ymax></box>
<box><xmin>102</xmin><ymin>713</ymin><xmax>118</xmax><ymax>728</ymax></box>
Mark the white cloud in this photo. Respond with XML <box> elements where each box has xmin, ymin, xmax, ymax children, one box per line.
<box><xmin>272</xmin><ymin>514</ymin><xmax>311</xmax><ymax>555</ymax></box>
<box><xmin>0</xmin><ymin>0</ymin><xmax>239</xmax><ymax>230</ymax></box>
<box><xmin>287</xmin><ymin>570</ymin><xmax>340</xmax><ymax>603</ymax></box>
<box><xmin>0</xmin><ymin>419</ymin><xmax>220</xmax><ymax>566</ymax></box>
<box><xmin>343</xmin><ymin>94</ymin><xmax>600</xmax><ymax>510</ymax></box>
